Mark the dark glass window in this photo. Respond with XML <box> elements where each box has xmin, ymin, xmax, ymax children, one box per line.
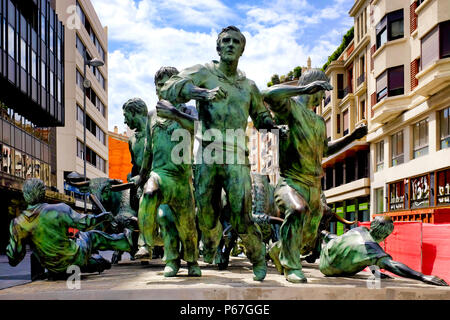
<box><xmin>7</xmin><ymin>23</ymin><xmax>14</xmax><ymax>57</ymax></box>
<box><xmin>437</xmin><ymin>169</ymin><xmax>450</xmax><ymax>206</ymax></box>
<box><xmin>376</xmin><ymin>9</ymin><xmax>404</xmax><ymax>49</ymax></box>
<box><xmin>391</xmin><ymin>130</ymin><xmax>404</xmax><ymax>166</ymax></box>
<box><xmin>440</xmin><ymin>20</ymin><xmax>450</xmax><ymax>59</ymax></box>
<box><xmin>440</xmin><ymin>107</ymin><xmax>450</xmax><ymax>150</ymax></box>
<box><xmin>376</xmin><ymin>66</ymin><xmax>404</xmax><ymax>102</ymax></box>
<box><xmin>376</xmin><ymin>140</ymin><xmax>384</xmax><ymax>172</ymax></box>
<box><xmin>413</xmin><ymin>118</ymin><xmax>428</xmax><ymax>158</ymax></box>
<box><xmin>388</xmin><ymin>65</ymin><xmax>404</xmax><ymax>97</ymax></box>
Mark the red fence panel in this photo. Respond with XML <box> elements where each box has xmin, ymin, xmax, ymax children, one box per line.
<box><xmin>384</xmin><ymin>222</ymin><xmax>422</xmax><ymax>272</ymax></box>
<box><xmin>422</xmin><ymin>224</ymin><xmax>450</xmax><ymax>283</ymax></box>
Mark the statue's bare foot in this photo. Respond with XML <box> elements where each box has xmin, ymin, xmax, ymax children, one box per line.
<box><xmin>164</xmin><ymin>259</ymin><xmax>180</xmax><ymax>277</ymax></box>
<box><xmin>284</xmin><ymin>269</ymin><xmax>307</xmax><ymax>283</ymax></box>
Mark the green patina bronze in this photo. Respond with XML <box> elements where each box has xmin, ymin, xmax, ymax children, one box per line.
<box><xmin>319</xmin><ymin>216</ymin><xmax>448</xmax><ymax>286</ymax></box>
<box><xmin>130</xmin><ymin>67</ymin><xmax>200</xmax><ymax>277</ymax></box>
<box><xmin>123</xmin><ymin>97</ymin><xmax>178</xmax><ymax>263</ymax></box>
<box><xmin>160</xmin><ymin>26</ymin><xmax>282</xmax><ymax>281</ymax></box>
<box><xmin>263</xmin><ymin>69</ymin><xmax>367</xmax><ymax>283</ymax></box>
<box><xmin>6</xmin><ymin>178</ymin><xmax>133</xmax><ymax>276</ymax></box>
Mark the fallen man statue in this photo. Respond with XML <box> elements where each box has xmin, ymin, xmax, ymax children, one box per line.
<box><xmin>6</xmin><ymin>178</ymin><xmax>135</xmax><ymax>279</ymax></box>
<box><xmin>319</xmin><ymin>215</ymin><xmax>448</xmax><ymax>286</ymax></box>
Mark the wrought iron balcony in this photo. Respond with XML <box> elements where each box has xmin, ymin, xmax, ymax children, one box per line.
<box><xmin>357</xmin><ymin>73</ymin><xmax>365</xmax><ymax>86</ymax></box>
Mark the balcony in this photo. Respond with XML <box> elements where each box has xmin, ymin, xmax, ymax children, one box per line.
<box><xmin>415</xmin><ymin>57</ymin><xmax>450</xmax><ymax>97</ymax></box>
<box><xmin>324</xmin><ymin>178</ymin><xmax>370</xmax><ymax>203</ymax></box>
<box><xmin>343</xmin><ymin>86</ymin><xmax>353</xmax><ymax>97</ymax></box>
<box><xmin>371</xmin><ymin>95</ymin><xmax>409</xmax><ymax>124</ymax></box>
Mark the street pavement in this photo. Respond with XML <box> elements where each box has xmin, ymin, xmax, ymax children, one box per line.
<box><xmin>0</xmin><ymin>252</ymin><xmax>31</xmax><ymax>290</ymax></box>
<box><xmin>1</xmin><ymin>255</ymin><xmax>450</xmax><ymax>300</ymax></box>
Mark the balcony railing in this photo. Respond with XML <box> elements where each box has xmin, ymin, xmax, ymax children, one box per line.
<box><xmin>343</xmin><ymin>86</ymin><xmax>353</xmax><ymax>97</ymax></box>
<box><xmin>357</xmin><ymin>73</ymin><xmax>365</xmax><ymax>86</ymax></box>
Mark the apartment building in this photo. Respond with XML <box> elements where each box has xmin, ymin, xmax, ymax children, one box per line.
<box><xmin>108</xmin><ymin>126</ymin><xmax>131</xmax><ymax>184</ymax></box>
<box><xmin>316</xmin><ymin>2</ymin><xmax>371</xmax><ymax>235</ymax></box>
<box><xmin>54</xmin><ymin>0</ymin><xmax>108</xmax><ymax>209</ymax></box>
<box><xmin>366</xmin><ymin>0</ymin><xmax>450</xmax><ymax>222</ymax></box>
<box><xmin>0</xmin><ymin>0</ymin><xmax>71</xmax><ymax>252</ymax></box>
<box><xmin>247</xmin><ymin>121</ymin><xmax>279</xmax><ymax>185</ymax></box>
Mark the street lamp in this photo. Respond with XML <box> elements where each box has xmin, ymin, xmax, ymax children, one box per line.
<box><xmin>83</xmin><ymin>51</ymin><xmax>104</xmax><ymax>213</ymax></box>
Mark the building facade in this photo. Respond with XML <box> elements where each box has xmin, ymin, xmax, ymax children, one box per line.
<box><xmin>317</xmin><ymin>0</ymin><xmax>371</xmax><ymax>235</ymax></box>
<box><xmin>247</xmin><ymin>121</ymin><xmax>279</xmax><ymax>185</ymax></box>
<box><xmin>0</xmin><ymin>0</ymin><xmax>70</xmax><ymax>252</ymax></box>
<box><xmin>366</xmin><ymin>0</ymin><xmax>450</xmax><ymax>222</ymax></box>
<box><xmin>319</xmin><ymin>0</ymin><xmax>450</xmax><ymax>228</ymax></box>
<box><xmin>54</xmin><ymin>0</ymin><xmax>108</xmax><ymax>209</ymax></box>
<box><xmin>108</xmin><ymin>126</ymin><xmax>131</xmax><ymax>184</ymax></box>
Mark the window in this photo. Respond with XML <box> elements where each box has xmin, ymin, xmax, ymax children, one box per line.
<box><xmin>375</xmin><ymin>188</ymin><xmax>384</xmax><ymax>214</ymax></box>
<box><xmin>343</xmin><ymin>109</ymin><xmax>349</xmax><ymax>136</ymax></box>
<box><xmin>413</xmin><ymin>118</ymin><xmax>428</xmax><ymax>158</ymax></box>
<box><xmin>360</xmin><ymin>100</ymin><xmax>366</xmax><ymax>120</ymax></box>
<box><xmin>421</xmin><ymin>20</ymin><xmax>450</xmax><ymax>69</ymax></box>
<box><xmin>376</xmin><ymin>140</ymin><xmax>384</xmax><ymax>171</ymax></box>
<box><xmin>336</xmin><ymin>114</ymin><xmax>340</xmax><ymax>134</ymax></box>
<box><xmin>337</xmin><ymin>74</ymin><xmax>344</xmax><ymax>99</ymax></box>
<box><xmin>41</xmin><ymin>61</ymin><xmax>46</xmax><ymax>88</ymax></box>
<box><xmin>325</xmin><ymin>118</ymin><xmax>331</xmax><ymax>141</ymax></box>
<box><xmin>20</xmin><ymin>38</ymin><xmax>26</xmax><ymax>69</ymax></box>
<box><xmin>376</xmin><ymin>66</ymin><xmax>404</xmax><ymax>102</ymax></box>
<box><xmin>440</xmin><ymin>107</ymin><xmax>450</xmax><ymax>149</ymax></box>
<box><xmin>7</xmin><ymin>23</ymin><xmax>14</xmax><ymax>57</ymax></box>
<box><xmin>31</xmin><ymin>51</ymin><xmax>37</xmax><ymax>79</ymax></box>
<box><xmin>388</xmin><ymin>66</ymin><xmax>404</xmax><ymax>97</ymax></box>
<box><xmin>376</xmin><ymin>9</ymin><xmax>404</xmax><ymax>49</ymax></box>
<box><xmin>389</xmin><ymin>181</ymin><xmax>405</xmax><ymax>211</ymax></box>
<box><xmin>391</xmin><ymin>130</ymin><xmax>404</xmax><ymax>166</ymax></box>
<box><xmin>76</xmin><ymin>69</ymin><xmax>83</xmax><ymax>90</ymax></box>
<box><xmin>437</xmin><ymin>169</ymin><xmax>450</xmax><ymax>206</ymax></box>
<box><xmin>76</xmin><ymin>34</ymin><xmax>86</xmax><ymax>58</ymax></box>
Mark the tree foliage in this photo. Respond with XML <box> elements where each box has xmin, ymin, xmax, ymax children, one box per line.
<box><xmin>322</xmin><ymin>26</ymin><xmax>354</xmax><ymax>71</ymax></box>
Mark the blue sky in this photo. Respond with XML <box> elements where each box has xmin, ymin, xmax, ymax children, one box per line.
<box><xmin>90</xmin><ymin>0</ymin><xmax>354</xmax><ymax>133</ymax></box>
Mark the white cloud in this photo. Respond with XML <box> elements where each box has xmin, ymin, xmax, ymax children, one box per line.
<box><xmin>90</xmin><ymin>0</ymin><xmax>354</xmax><ymax>133</ymax></box>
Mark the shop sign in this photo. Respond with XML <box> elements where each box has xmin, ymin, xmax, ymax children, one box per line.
<box><xmin>336</xmin><ymin>207</ymin><xmax>344</xmax><ymax>214</ymax></box>
<box><xmin>411</xmin><ymin>175</ymin><xmax>430</xmax><ymax>209</ymax></box>
<box><xmin>359</xmin><ymin>202</ymin><xmax>369</xmax><ymax>210</ymax></box>
<box><xmin>346</xmin><ymin>204</ymin><xmax>356</xmax><ymax>212</ymax></box>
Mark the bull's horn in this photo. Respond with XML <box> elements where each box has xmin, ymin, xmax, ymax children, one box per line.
<box><xmin>334</xmin><ymin>212</ymin><xmax>357</xmax><ymax>225</ymax></box>
<box><xmin>110</xmin><ymin>182</ymin><xmax>134</xmax><ymax>192</ymax></box>
<box><xmin>268</xmin><ymin>216</ymin><xmax>284</xmax><ymax>225</ymax></box>
<box><xmin>67</xmin><ymin>180</ymin><xmax>90</xmax><ymax>188</ymax></box>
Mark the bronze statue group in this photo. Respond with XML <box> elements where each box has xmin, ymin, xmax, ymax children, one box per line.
<box><xmin>6</xmin><ymin>26</ymin><xmax>448</xmax><ymax>287</ymax></box>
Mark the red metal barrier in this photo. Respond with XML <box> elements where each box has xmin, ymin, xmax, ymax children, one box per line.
<box><xmin>422</xmin><ymin>224</ymin><xmax>450</xmax><ymax>283</ymax></box>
